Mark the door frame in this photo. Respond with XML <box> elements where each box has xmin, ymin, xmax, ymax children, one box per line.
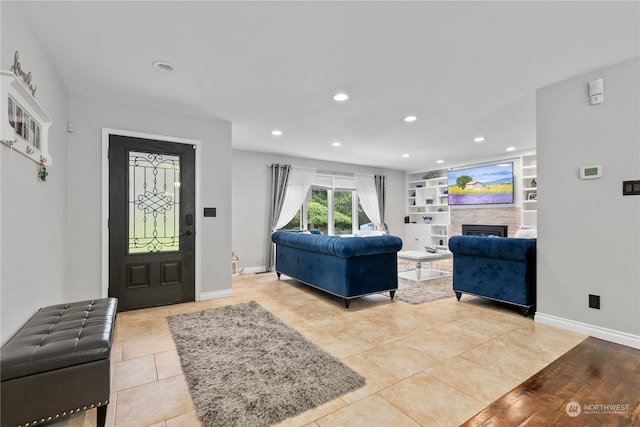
<box><xmin>101</xmin><ymin>127</ymin><xmax>202</xmax><ymax>301</ymax></box>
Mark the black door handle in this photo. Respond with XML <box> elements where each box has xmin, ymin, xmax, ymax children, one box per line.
<box><xmin>182</xmin><ymin>230</ymin><xmax>194</xmax><ymax>236</ymax></box>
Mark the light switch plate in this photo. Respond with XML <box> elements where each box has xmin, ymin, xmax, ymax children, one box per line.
<box><xmin>623</xmin><ymin>180</ymin><xmax>640</xmax><ymax>195</ymax></box>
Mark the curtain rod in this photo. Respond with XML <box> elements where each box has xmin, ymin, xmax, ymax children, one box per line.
<box><xmin>267</xmin><ymin>164</ymin><xmax>354</xmax><ymax>177</ymax></box>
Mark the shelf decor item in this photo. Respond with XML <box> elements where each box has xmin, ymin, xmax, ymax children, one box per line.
<box><xmin>38</xmin><ymin>157</ymin><xmax>48</xmax><ymax>181</ymax></box>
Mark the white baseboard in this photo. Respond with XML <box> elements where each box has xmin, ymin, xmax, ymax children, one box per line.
<box><xmin>199</xmin><ymin>289</ymin><xmax>233</xmax><ymax>301</ymax></box>
<box><xmin>241</xmin><ymin>266</ymin><xmax>270</xmax><ymax>274</ymax></box>
<box><xmin>535</xmin><ymin>312</ymin><xmax>640</xmax><ymax>349</ymax></box>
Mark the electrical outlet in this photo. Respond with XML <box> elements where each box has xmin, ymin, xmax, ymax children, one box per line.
<box><xmin>589</xmin><ymin>294</ymin><xmax>601</xmax><ymax>310</ymax></box>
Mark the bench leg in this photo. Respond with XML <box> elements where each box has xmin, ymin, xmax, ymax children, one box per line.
<box><xmin>97</xmin><ymin>404</ymin><xmax>107</xmax><ymax>427</ymax></box>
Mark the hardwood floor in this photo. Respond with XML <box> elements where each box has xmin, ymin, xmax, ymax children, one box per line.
<box><xmin>461</xmin><ymin>337</ymin><xmax>640</xmax><ymax>427</ymax></box>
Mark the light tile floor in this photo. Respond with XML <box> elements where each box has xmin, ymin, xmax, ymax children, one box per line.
<box><xmin>49</xmin><ymin>271</ymin><xmax>586</xmax><ymax>427</ymax></box>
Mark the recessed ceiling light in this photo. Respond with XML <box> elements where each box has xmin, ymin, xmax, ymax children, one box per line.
<box><xmin>474</xmin><ymin>136</ymin><xmax>485</xmax><ymax>143</ymax></box>
<box><xmin>152</xmin><ymin>60</ymin><xmax>174</xmax><ymax>72</ymax></box>
<box><xmin>333</xmin><ymin>93</ymin><xmax>349</xmax><ymax>102</ymax></box>
<box><xmin>404</xmin><ymin>115</ymin><xmax>418</xmax><ymax>123</ymax></box>
<box><xmin>436</xmin><ymin>160</ymin><xmax>444</xmax><ymax>164</ymax></box>
<box><xmin>506</xmin><ymin>146</ymin><xmax>516</xmax><ymax>151</ymax></box>
<box><xmin>271</xmin><ymin>129</ymin><xmax>282</xmax><ymax>136</ymax></box>
<box><xmin>402</xmin><ymin>154</ymin><xmax>411</xmax><ymax>158</ymax></box>
<box><xmin>332</xmin><ymin>141</ymin><xmax>341</xmax><ymax>147</ymax></box>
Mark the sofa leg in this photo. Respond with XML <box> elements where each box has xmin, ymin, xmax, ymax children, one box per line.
<box><xmin>521</xmin><ymin>306</ymin><xmax>531</xmax><ymax>317</ymax></box>
<box><xmin>276</xmin><ymin>272</ymin><xmax>281</xmax><ymax>280</ymax></box>
<box><xmin>390</xmin><ymin>290</ymin><xmax>396</xmax><ymax>300</ymax></box>
<box><xmin>455</xmin><ymin>291</ymin><xmax>462</xmax><ymax>301</ymax></box>
<box><xmin>97</xmin><ymin>404</ymin><xmax>107</xmax><ymax>427</ymax></box>
<box><xmin>344</xmin><ymin>298</ymin><xmax>351</xmax><ymax>309</ymax></box>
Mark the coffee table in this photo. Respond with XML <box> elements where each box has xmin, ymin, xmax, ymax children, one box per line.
<box><xmin>397</xmin><ymin>250</ymin><xmax>452</xmax><ymax>281</ymax></box>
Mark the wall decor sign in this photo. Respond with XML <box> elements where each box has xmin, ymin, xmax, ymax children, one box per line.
<box><xmin>10</xmin><ymin>51</ymin><xmax>37</xmax><ymax>97</ymax></box>
<box><xmin>1</xmin><ymin>51</ymin><xmax>53</xmax><ymax>169</ymax></box>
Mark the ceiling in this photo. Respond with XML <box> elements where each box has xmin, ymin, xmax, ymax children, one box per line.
<box><xmin>17</xmin><ymin>1</ymin><xmax>639</xmax><ymax>171</ymax></box>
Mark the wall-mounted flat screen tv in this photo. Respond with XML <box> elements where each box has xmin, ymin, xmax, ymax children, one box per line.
<box><xmin>447</xmin><ymin>162</ymin><xmax>514</xmax><ymax>205</ymax></box>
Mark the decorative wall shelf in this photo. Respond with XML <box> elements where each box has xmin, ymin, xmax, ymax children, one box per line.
<box><xmin>405</xmin><ymin>169</ymin><xmax>451</xmax><ymax>250</ymax></box>
<box><xmin>1</xmin><ymin>69</ymin><xmax>53</xmax><ymax>165</ymax></box>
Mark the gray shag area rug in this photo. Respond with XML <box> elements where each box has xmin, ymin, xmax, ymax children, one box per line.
<box><xmin>167</xmin><ymin>301</ymin><xmax>366</xmax><ymax>427</ymax></box>
<box><xmin>395</xmin><ymin>261</ymin><xmax>456</xmax><ymax>304</ymax></box>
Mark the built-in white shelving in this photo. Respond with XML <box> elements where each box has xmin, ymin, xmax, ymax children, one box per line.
<box><xmin>521</xmin><ymin>154</ymin><xmax>537</xmax><ymax>229</ymax></box>
<box><xmin>405</xmin><ymin>169</ymin><xmax>450</xmax><ymax>250</ymax></box>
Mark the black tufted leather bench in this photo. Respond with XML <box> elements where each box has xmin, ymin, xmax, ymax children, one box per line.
<box><xmin>1</xmin><ymin>298</ymin><xmax>118</xmax><ymax>427</ymax></box>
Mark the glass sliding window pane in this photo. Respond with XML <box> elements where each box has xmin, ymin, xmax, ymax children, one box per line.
<box><xmin>334</xmin><ymin>190</ymin><xmax>353</xmax><ymax>235</ymax></box>
<box><xmin>308</xmin><ymin>187</ymin><xmax>329</xmax><ymax>234</ymax></box>
<box><xmin>129</xmin><ymin>151</ymin><xmax>181</xmax><ymax>253</ymax></box>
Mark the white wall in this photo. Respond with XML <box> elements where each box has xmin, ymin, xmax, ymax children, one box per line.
<box><xmin>67</xmin><ymin>95</ymin><xmax>232</xmax><ymax>299</ymax></box>
<box><xmin>1</xmin><ymin>2</ymin><xmax>69</xmax><ymax>343</ymax></box>
<box><xmin>536</xmin><ymin>57</ymin><xmax>640</xmax><ymax>347</ymax></box>
<box><xmin>232</xmin><ymin>150</ymin><xmax>405</xmax><ymax>271</ymax></box>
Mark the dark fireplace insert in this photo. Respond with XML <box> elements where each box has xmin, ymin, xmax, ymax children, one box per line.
<box><xmin>461</xmin><ymin>224</ymin><xmax>508</xmax><ymax>237</ymax></box>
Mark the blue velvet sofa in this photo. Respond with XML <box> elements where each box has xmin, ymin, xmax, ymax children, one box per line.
<box><xmin>448</xmin><ymin>235</ymin><xmax>537</xmax><ymax>316</ymax></box>
<box><xmin>271</xmin><ymin>230</ymin><xmax>403</xmax><ymax>308</ymax></box>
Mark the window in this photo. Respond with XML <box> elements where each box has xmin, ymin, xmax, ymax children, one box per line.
<box><xmin>128</xmin><ymin>151</ymin><xmax>181</xmax><ymax>253</ymax></box>
<box><xmin>334</xmin><ymin>190</ymin><xmax>353</xmax><ymax>235</ymax></box>
<box><xmin>308</xmin><ymin>187</ymin><xmax>329</xmax><ymax>234</ymax></box>
<box><xmin>279</xmin><ymin>172</ymin><xmax>378</xmax><ymax>235</ymax></box>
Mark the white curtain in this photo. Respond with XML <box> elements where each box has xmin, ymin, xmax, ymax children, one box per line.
<box><xmin>354</xmin><ymin>173</ymin><xmax>382</xmax><ymax>230</ymax></box>
<box><xmin>274</xmin><ymin>166</ymin><xmax>316</xmax><ymax>230</ymax></box>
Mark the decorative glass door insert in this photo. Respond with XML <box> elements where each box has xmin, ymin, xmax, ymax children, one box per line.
<box><xmin>128</xmin><ymin>151</ymin><xmax>181</xmax><ymax>253</ymax></box>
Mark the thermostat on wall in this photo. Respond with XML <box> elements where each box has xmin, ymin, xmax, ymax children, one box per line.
<box><xmin>579</xmin><ymin>165</ymin><xmax>602</xmax><ymax>180</ymax></box>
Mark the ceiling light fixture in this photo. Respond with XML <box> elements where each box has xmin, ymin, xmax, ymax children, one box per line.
<box><xmin>404</xmin><ymin>115</ymin><xmax>418</xmax><ymax>123</ymax></box>
<box><xmin>152</xmin><ymin>60</ymin><xmax>174</xmax><ymax>72</ymax></box>
<box><xmin>333</xmin><ymin>93</ymin><xmax>349</xmax><ymax>102</ymax></box>
<box><xmin>506</xmin><ymin>146</ymin><xmax>517</xmax><ymax>151</ymax></box>
<box><xmin>402</xmin><ymin>154</ymin><xmax>411</xmax><ymax>158</ymax></box>
<box><xmin>271</xmin><ymin>129</ymin><xmax>282</xmax><ymax>136</ymax></box>
<box><xmin>332</xmin><ymin>141</ymin><xmax>341</xmax><ymax>147</ymax></box>
<box><xmin>436</xmin><ymin>160</ymin><xmax>444</xmax><ymax>164</ymax></box>
<box><xmin>474</xmin><ymin>136</ymin><xmax>485</xmax><ymax>143</ymax></box>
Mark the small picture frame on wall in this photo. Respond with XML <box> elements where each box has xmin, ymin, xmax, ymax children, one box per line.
<box><xmin>15</xmin><ymin>105</ymin><xmax>24</xmax><ymax>136</ymax></box>
<box><xmin>8</xmin><ymin>96</ymin><xmax>15</xmax><ymax>129</ymax></box>
<box><xmin>528</xmin><ymin>193</ymin><xmax>537</xmax><ymax>200</ymax></box>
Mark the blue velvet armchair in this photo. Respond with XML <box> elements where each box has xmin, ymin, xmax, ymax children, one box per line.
<box><xmin>448</xmin><ymin>235</ymin><xmax>537</xmax><ymax>316</ymax></box>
